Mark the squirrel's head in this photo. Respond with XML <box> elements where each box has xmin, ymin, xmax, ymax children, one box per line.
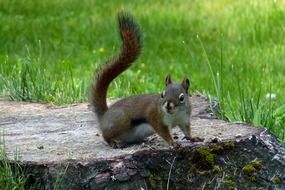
<box><xmin>160</xmin><ymin>74</ymin><xmax>190</xmax><ymax>114</ymax></box>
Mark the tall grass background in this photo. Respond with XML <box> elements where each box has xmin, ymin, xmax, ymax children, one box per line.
<box><xmin>1</xmin><ymin>0</ymin><xmax>285</xmax><ymax>141</ymax></box>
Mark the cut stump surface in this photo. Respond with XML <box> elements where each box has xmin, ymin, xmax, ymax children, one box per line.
<box><xmin>1</xmin><ymin>93</ymin><xmax>259</xmax><ymax>162</ymax></box>
<box><xmin>1</xmin><ymin>93</ymin><xmax>284</xmax><ymax>190</ymax></box>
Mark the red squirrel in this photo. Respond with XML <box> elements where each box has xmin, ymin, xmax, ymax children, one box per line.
<box><xmin>90</xmin><ymin>12</ymin><xmax>203</xmax><ymax>148</ymax></box>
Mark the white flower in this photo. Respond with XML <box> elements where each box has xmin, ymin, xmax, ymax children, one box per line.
<box><xmin>266</xmin><ymin>93</ymin><xmax>276</xmax><ymax>100</ymax></box>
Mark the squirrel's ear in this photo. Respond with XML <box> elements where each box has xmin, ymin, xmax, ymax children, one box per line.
<box><xmin>165</xmin><ymin>74</ymin><xmax>172</xmax><ymax>86</ymax></box>
<box><xmin>181</xmin><ymin>78</ymin><xmax>190</xmax><ymax>93</ymax></box>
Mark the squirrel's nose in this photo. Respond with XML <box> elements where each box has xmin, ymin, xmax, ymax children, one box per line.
<box><xmin>165</xmin><ymin>101</ymin><xmax>174</xmax><ymax>111</ymax></box>
<box><xmin>166</xmin><ymin>102</ymin><xmax>171</xmax><ymax>109</ymax></box>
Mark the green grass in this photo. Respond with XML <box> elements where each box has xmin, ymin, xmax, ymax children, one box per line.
<box><xmin>0</xmin><ymin>136</ymin><xmax>25</xmax><ymax>190</ymax></box>
<box><xmin>1</xmin><ymin>0</ymin><xmax>285</xmax><ymax>142</ymax></box>
<box><xmin>0</xmin><ymin>134</ymin><xmax>68</xmax><ymax>189</ymax></box>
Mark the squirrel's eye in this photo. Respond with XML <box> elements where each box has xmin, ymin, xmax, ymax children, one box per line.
<box><xmin>161</xmin><ymin>90</ymin><xmax>166</xmax><ymax>99</ymax></box>
<box><xmin>179</xmin><ymin>93</ymin><xmax>185</xmax><ymax>103</ymax></box>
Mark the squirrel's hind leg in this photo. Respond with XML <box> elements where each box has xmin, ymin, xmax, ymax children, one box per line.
<box><xmin>119</xmin><ymin>123</ymin><xmax>155</xmax><ymax>144</ymax></box>
<box><xmin>108</xmin><ymin>123</ymin><xmax>155</xmax><ymax>148</ymax></box>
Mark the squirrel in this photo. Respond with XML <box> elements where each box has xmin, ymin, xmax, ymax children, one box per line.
<box><xmin>90</xmin><ymin>12</ymin><xmax>204</xmax><ymax>148</ymax></box>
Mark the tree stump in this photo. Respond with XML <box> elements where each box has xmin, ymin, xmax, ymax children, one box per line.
<box><xmin>0</xmin><ymin>93</ymin><xmax>284</xmax><ymax>189</ymax></box>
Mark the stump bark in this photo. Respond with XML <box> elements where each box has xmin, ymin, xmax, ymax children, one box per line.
<box><xmin>0</xmin><ymin>93</ymin><xmax>284</xmax><ymax>189</ymax></box>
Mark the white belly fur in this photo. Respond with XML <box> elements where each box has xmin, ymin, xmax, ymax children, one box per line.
<box><xmin>163</xmin><ymin>111</ymin><xmax>189</xmax><ymax>128</ymax></box>
<box><xmin>119</xmin><ymin>123</ymin><xmax>155</xmax><ymax>143</ymax></box>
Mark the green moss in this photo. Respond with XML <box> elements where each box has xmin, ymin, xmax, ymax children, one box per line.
<box><xmin>250</xmin><ymin>175</ymin><xmax>257</xmax><ymax>182</ymax></box>
<box><xmin>272</xmin><ymin>175</ymin><xmax>281</xmax><ymax>184</ymax></box>
<box><xmin>210</xmin><ymin>145</ymin><xmax>224</xmax><ymax>153</ymax></box>
<box><xmin>251</xmin><ymin>160</ymin><xmax>262</xmax><ymax>170</ymax></box>
<box><xmin>242</xmin><ymin>164</ymin><xmax>256</xmax><ymax>176</ymax></box>
<box><xmin>224</xmin><ymin>179</ymin><xmax>236</xmax><ymax>189</ymax></box>
<box><xmin>242</xmin><ymin>160</ymin><xmax>262</xmax><ymax>176</ymax></box>
<box><xmin>191</xmin><ymin>147</ymin><xmax>215</xmax><ymax>170</ymax></box>
<box><xmin>212</xmin><ymin>165</ymin><xmax>221</xmax><ymax>174</ymax></box>
<box><xmin>224</xmin><ymin>142</ymin><xmax>235</xmax><ymax>150</ymax></box>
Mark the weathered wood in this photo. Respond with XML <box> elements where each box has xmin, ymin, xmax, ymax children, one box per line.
<box><xmin>1</xmin><ymin>93</ymin><xmax>285</xmax><ymax>189</ymax></box>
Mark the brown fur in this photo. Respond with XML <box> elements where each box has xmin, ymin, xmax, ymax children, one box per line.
<box><xmin>90</xmin><ymin>12</ymin><xmax>203</xmax><ymax>148</ymax></box>
<box><xmin>91</xmin><ymin>12</ymin><xmax>142</xmax><ymax>118</ymax></box>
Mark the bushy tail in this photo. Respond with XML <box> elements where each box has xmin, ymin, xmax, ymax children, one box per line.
<box><xmin>90</xmin><ymin>12</ymin><xmax>142</xmax><ymax>119</ymax></box>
